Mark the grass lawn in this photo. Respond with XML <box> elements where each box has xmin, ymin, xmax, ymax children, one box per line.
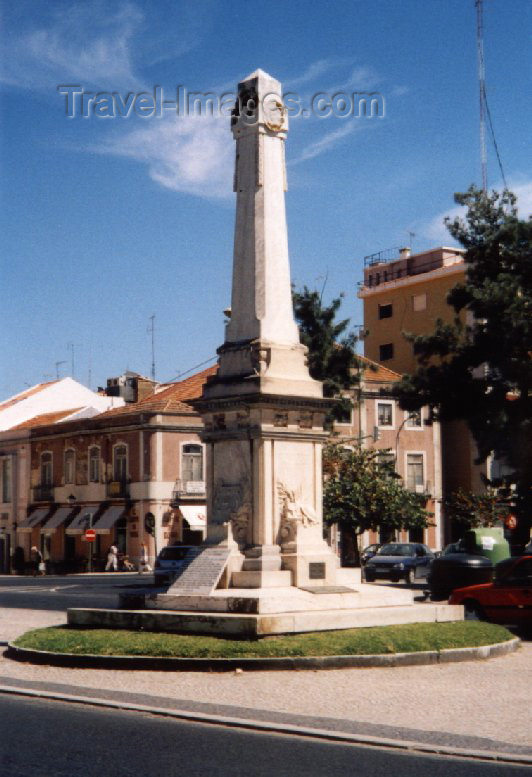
<box><xmin>13</xmin><ymin>621</ymin><xmax>513</xmax><ymax>659</ymax></box>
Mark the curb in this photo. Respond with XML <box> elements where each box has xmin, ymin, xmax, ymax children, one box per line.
<box><xmin>5</xmin><ymin>636</ymin><xmax>520</xmax><ymax>672</ymax></box>
<box><xmin>0</xmin><ymin>682</ymin><xmax>530</xmax><ymax>766</ymax></box>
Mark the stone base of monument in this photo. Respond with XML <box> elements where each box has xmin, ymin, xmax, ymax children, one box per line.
<box><xmin>68</xmin><ymin>577</ymin><xmax>464</xmax><ymax>637</ymax></box>
<box><xmin>68</xmin><ymin>596</ymin><xmax>464</xmax><ymax>637</ymax></box>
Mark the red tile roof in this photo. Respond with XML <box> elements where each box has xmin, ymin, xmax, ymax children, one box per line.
<box><xmin>10</xmin><ymin>407</ymin><xmax>83</xmax><ymax>430</ymax></box>
<box><xmin>356</xmin><ymin>355</ymin><xmax>402</xmax><ymax>383</ymax></box>
<box><xmin>98</xmin><ymin>364</ymin><xmax>218</xmax><ymax>418</ymax></box>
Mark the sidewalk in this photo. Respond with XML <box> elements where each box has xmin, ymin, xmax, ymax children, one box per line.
<box><xmin>1</xmin><ymin>606</ymin><xmax>531</xmax><ymax>762</ymax></box>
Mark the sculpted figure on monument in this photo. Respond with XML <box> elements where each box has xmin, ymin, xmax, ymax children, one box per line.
<box><xmin>230</xmin><ymin>502</ymin><xmax>251</xmax><ymax>543</ymax></box>
<box><xmin>277</xmin><ymin>482</ymin><xmax>318</xmax><ymax>542</ymax></box>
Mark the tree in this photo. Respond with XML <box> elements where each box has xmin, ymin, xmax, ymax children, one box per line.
<box><xmin>323</xmin><ymin>443</ymin><xmax>432</xmax><ymax>565</ymax></box>
<box><xmin>292</xmin><ymin>286</ymin><xmax>360</xmax><ymax>425</ymax></box>
<box><xmin>396</xmin><ymin>187</ymin><xmax>531</xmax><ymax>542</ymax></box>
<box><xmin>445</xmin><ymin>488</ymin><xmax>509</xmax><ymax>530</ymax></box>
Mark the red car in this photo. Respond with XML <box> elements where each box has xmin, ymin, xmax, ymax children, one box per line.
<box><xmin>449</xmin><ymin>555</ymin><xmax>532</xmax><ymax>625</ymax></box>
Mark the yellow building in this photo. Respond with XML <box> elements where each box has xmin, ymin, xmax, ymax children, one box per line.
<box><xmin>359</xmin><ymin>246</ymin><xmax>465</xmax><ymax>373</ymax></box>
<box><xmin>358</xmin><ymin>246</ymin><xmax>487</xmax><ymax>541</ymax></box>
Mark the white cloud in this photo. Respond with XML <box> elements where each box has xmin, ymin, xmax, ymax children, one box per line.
<box><xmin>422</xmin><ymin>177</ymin><xmax>532</xmax><ymax>245</ymax></box>
<box><xmin>290</xmin><ymin>123</ymin><xmax>357</xmax><ymax>164</ymax></box>
<box><xmin>285</xmin><ymin>59</ymin><xmax>347</xmax><ymax>89</ymax></box>
<box><xmin>94</xmin><ymin>115</ymin><xmax>233</xmax><ymax>199</ymax></box>
<box><xmin>1</xmin><ymin>2</ymin><xmax>144</xmax><ymax>90</ymax></box>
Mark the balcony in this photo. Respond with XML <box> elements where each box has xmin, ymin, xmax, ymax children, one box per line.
<box><xmin>32</xmin><ymin>484</ymin><xmax>55</xmax><ymax>502</ymax></box>
<box><xmin>171</xmin><ymin>479</ymin><xmax>206</xmax><ymax>504</ymax></box>
<box><xmin>106</xmin><ymin>479</ymin><xmax>130</xmax><ymax>499</ymax></box>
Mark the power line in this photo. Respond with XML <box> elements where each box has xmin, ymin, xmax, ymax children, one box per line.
<box><xmin>164</xmin><ymin>355</ymin><xmax>217</xmax><ymax>384</ymax></box>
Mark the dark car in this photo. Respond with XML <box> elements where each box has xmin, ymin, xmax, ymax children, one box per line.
<box><xmin>427</xmin><ymin>542</ymin><xmax>493</xmax><ymax>600</ymax></box>
<box><xmin>449</xmin><ymin>555</ymin><xmax>532</xmax><ymax>625</ymax></box>
<box><xmin>364</xmin><ymin>542</ymin><xmax>434</xmax><ymax>585</ymax></box>
<box><xmin>360</xmin><ymin>543</ymin><xmax>381</xmax><ymax>565</ymax></box>
<box><xmin>154</xmin><ymin>545</ymin><xmax>197</xmax><ymax>586</ymax></box>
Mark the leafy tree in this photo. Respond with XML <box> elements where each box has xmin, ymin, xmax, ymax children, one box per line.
<box><xmin>396</xmin><ymin>187</ymin><xmax>531</xmax><ymax>542</ymax></box>
<box><xmin>292</xmin><ymin>286</ymin><xmax>360</xmax><ymax>425</ymax></box>
<box><xmin>323</xmin><ymin>443</ymin><xmax>432</xmax><ymax>565</ymax></box>
<box><xmin>445</xmin><ymin>488</ymin><xmax>509</xmax><ymax>530</ymax></box>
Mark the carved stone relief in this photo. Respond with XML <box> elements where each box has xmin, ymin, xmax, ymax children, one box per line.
<box><xmin>277</xmin><ymin>481</ymin><xmax>318</xmax><ymax>543</ymax></box>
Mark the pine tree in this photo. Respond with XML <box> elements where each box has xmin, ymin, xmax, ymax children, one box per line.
<box><xmin>292</xmin><ymin>287</ymin><xmax>359</xmax><ymax>425</ymax></box>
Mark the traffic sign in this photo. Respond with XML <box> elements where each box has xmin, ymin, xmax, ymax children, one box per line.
<box><xmin>84</xmin><ymin>528</ymin><xmax>96</xmax><ymax>542</ymax></box>
<box><xmin>505</xmin><ymin>514</ymin><xmax>517</xmax><ymax>530</ymax></box>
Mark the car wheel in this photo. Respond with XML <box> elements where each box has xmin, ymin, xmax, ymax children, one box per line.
<box><xmin>463</xmin><ymin>599</ymin><xmax>485</xmax><ymax>621</ymax></box>
<box><xmin>364</xmin><ymin>570</ymin><xmax>375</xmax><ymax>582</ymax></box>
<box><xmin>406</xmin><ymin>568</ymin><xmax>416</xmax><ymax>585</ymax></box>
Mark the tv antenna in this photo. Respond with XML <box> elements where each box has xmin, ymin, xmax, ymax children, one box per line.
<box><xmin>55</xmin><ymin>360</ymin><xmax>67</xmax><ymax>379</ymax></box>
<box><xmin>67</xmin><ymin>342</ymin><xmax>81</xmax><ymax>379</ymax></box>
<box><xmin>147</xmin><ymin>315</ymin><xmax>156</xmax><ymax>381</ymax></box>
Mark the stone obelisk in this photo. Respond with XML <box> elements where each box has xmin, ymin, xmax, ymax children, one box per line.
<box><xmin>196</xmin><ymin>69</ymin><xmax>339</xmax><ymax>589</ymax></box>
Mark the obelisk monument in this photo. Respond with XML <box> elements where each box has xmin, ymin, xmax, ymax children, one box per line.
<box><xmin>195</xmin><ymin>69</ymin><xmax>340</xmax><ymax>589</ymax></box>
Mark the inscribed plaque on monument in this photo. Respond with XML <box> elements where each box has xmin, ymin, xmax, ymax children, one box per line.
<box><xmin>167</xmin><ymin>547</ymin><xmax>231</xmax><ymax>595</ymax></box>
<box><xmin>213</xmin><ymin>483</ymin><xmax>242</xmax><ymax>524</ymax></box>
<box><xmin>309</xmin><ymin>562</ymin><xmax>326</xmax><ymax>580</ymax></box>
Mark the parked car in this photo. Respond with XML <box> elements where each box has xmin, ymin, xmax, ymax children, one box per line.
<box><xmin>363</xmin><ymin>542</ymin><xmax>435</xmax><ymax>585</ymax></box>
<box><xmin>360</xmin><ymin>543</ymin><xmax>380</xmax><ymax>565</ymax></box>
<box><xmin>154</xmin><ymin>545</ymin><xmax>197</xmax><ymax>586</ymax></box>
<box><xmin>427</xmin><ymin>543</ymin><xmax>493</xmax><ymax>600</ymax></box>
<box><xmin>449</xmin><ymin>555</ymin><xmax>532</xmax><ymax>625</ymax></box>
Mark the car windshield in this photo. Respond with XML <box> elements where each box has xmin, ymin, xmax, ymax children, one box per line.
<box><xmin>158</xmin><ymin>547</ymin><xmax>192</xmax><ymax>561</ymax></box>
<box><xmin>377</xmin><ymin>543</ymin><xmax>416</xmax><ymax>557</ymax></box>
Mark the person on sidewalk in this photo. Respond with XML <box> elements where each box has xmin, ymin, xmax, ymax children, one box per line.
<box><xmin>138</xmin><ymin>543</ymin><xmax>152</xmax><ymax>573</ymax></box>
<box><xmin>105</xmin><ymin>545</ymin><xmax>118</xmax><ymax>572</ymax></box>
<box><xmin>30</xmin><ymin>546</ymin><xmax>44</xmax><ymax>577</ymax></box>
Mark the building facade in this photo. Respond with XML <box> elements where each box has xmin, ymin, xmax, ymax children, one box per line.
<box><xmin>0</xmin><ymin>369</ymin><xmax>215</xmax><ymax>573</ymax></box>
<box><xmin>358</xmin><ymin>246</ymin><xmax>488</xmax><ymax>537</ymax></box>
<box><xmin>330</xmin><ymin>356</ymin><xmax>442</xmax><ymax>562</ymax></box>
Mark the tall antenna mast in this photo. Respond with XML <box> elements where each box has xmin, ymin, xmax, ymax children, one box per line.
<box><xmin>148</xmin><ymin>315</ymin><xmax>156</xmax><ymax>381</ymax></box>
<box><xmin>476</xmin><ymin>0</ymin><xmax>487</xmax><ymax>193</ymax></box>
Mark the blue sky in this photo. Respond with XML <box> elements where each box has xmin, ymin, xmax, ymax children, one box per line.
<box><xmin>1</xmin><ymin>0</ymin><xmax>530</xmax><ymax>397</ymax></box>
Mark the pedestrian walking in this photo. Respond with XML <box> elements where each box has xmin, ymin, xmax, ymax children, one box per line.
<box><xmin>139</xmin><ymin>542</ymin><xmax>152</xmax><ymax>573</ymax></box>
<box><xmin>105</xmin><ymin>545</ymin><xmax>118</xmax><ymax>572</ymax></box>
<box><xmin>30</xmin><ymin>546</ymin><xmax>44</xmax><ymax>577</ymax></box>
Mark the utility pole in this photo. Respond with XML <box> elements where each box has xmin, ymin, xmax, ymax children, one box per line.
<box><xmin>476</xmin><ymin>0</ymin><xmax>488</xmax><ymax>193</ymax></box>
<box><xmin>55</xmin><ymin>360</ymin><xmax>67</xmax><ymax>379</ymax></box>
<box><xmin>147</xmin><ymin>315</ymin><xmax>156</xmax><ymax>381</ymax></box>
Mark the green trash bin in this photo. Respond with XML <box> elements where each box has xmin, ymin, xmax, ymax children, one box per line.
<box><xmin>463</xmin><ymin>527</ymin><xmax>511</xmax><ymax>564</ymax></box>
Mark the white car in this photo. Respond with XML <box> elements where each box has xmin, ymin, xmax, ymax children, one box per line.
<box><xmin>154</xmin><ymin>545</ymin><xmax>197</xmax><ymax>586</ymax></box>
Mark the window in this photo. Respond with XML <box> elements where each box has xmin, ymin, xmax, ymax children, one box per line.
<box><xmin>405</xmin><ymin>410</ymin><xmax>422</xmax><ymax>429</ymax></box>
<box><xmin>89</xmin><ymin>447</ymin><xmax>100</xmax><ymax>483</ymax></box>
<box><xmin>379</xmin><ymin>343</ymin><xmax>394</xmax><ymax>361</ymax></box>
<box><xmin>412</xmin><ymin>293</ymin><xmax>427</xmax><ymax>311</ymax></box>
<box><xmin>377</xmin><ymin>401</ymin><xmax>394</xmax><ymax>427</ymax></box>
<box><xmin>182</xmin><ymin>444</ymin><xmax>203</xmax><ymax>482</ymax></box>
<box><xmin>406</xmin><ymin>454</ymin><xmax>424</xmax><ymax>491</ymax></box>
<box><xmin>113</xmin><ymin>445</ymin><xmax>127</xmax><ymax>481</ymax></box>
<box><xmin>378</xmin><ymin>303</ymin><xmax>393</xmax><ymax>319</ymax></box>
<box><xmin>378</xmin><ymin>451</ymin><xmax>395</xmax><ymax>477</ymax></box>
<box><xmin>64</xmin><ymin>449</ymin><xmax>75</xmax><ymax>484</ymax></box>
<box><xmin>41</xmin><ymin>452</ymin><xmax>52</xmax><ymax>486</ymax></box>
<box><xmin>1</xmin><ymin>458</ymin><xmax>11</xmax><ymax>502</ymax></box>
<box><xmin>335</xmin><ymin>397</ymin><xmax>353</xmax><ymax>425</ymax></box>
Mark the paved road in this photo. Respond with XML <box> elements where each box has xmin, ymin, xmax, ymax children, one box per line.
<box><xmin>0</xmin><ymin>573</ymin><xmax>149</xmax><ymax>615</ymax></box>
<box><xmin>1</xmin><ymin>574</ymin><xmax>530</xmax><ymax>763</ymax></box>
<box><xmin>0</xmin><ymin>695</ymin><xmax>528</xmax><ymax>777</ymax></box>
